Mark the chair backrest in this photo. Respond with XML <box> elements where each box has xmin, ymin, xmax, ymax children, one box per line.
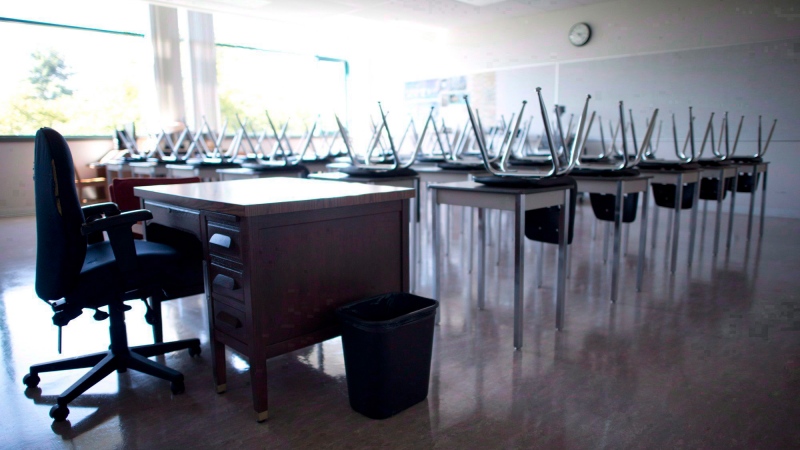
<box><xmin>34</xmin><ymin>128</ymin><xmax>87</xmax><ymax>300</ymax></box>
<box><xmin>110</xmin><ymin>177</ymin><xmax>201</xmax><ymax>212</ymax></box>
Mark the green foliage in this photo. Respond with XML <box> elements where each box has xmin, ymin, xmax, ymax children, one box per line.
<box><xmin>28</xmin><ymin>50</ymin><xmax>73</xmax><ymax>100</ymax></box>
<box><xmin>0</xmin><ymin>48</ymin><xmax>143</xmax><ymax>136</ymax></box>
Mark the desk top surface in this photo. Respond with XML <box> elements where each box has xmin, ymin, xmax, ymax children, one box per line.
<box><xmin>134</xmin><ymin>177</ymin><xmax>415</xmax><ymax>217</ymax></box>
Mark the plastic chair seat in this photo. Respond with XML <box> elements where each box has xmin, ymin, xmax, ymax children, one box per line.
<box><xmin>338</xmin><ymin>166</ymin><xmax>418</xmax><ymax>178</ymax></box>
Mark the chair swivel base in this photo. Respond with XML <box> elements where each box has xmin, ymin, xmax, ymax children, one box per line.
<box><xmin>23</xmin><ymin>338</ymin><xmax>201</xmax><ymax>422</ymax></box>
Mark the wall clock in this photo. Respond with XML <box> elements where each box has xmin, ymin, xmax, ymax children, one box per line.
<box><xmin>569</xmin><ymin>22</ymin><xmax>591</xmax><ymax>47</ymax></box>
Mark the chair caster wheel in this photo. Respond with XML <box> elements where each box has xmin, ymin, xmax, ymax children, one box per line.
<box><xmin>171</xmin><ymin>381</ymin><xmax>185</xmax><ymax>395</ymax></box>
<box><xmin>50</xmin><ymin>404</ymin><xmax>69</xmax><ymax>422</ymax></box>
<box><xmin>188</xmin><ymin>346</ymin><xmax>201</xmax><ymax>358</ymax></box>
<box><xmin>23</xmin><ymin>373</ymin><xmax>40</xmax><ymax>389</ymax></box>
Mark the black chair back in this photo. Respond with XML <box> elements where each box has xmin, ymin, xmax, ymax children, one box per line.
<box><xmin>34</xmin><ymin>128</ymin><xmax>87</xmax><ymax>300</ymax></box>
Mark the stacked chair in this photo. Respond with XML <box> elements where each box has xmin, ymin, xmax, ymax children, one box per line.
<box><xmin>637</xmin><ymin>107</ymin><xmax>706</xmax><ymax>273</ymax></box>
<box><xmin>729</xmin><ymin>115</ymin><xmax>777</xmax><ymax>239</ymax></box>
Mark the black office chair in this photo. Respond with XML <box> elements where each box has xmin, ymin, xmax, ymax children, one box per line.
<box><xmin>109</xmin><ymin>176</ymin><xmax>205</xmax><ymax>344</ymax></box>
<box><xmin>23</xmin><ymin>128</ymin><xmax>201</xmax><ymax>422</ymax></box>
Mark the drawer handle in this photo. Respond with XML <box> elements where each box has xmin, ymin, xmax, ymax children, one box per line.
<box><xmin>212</xmin><ymin>274</ymin><xmax>238</xmax><ymax>291</ymax></box>
<box><xmin>215</xmin><ymin>311</ymin><xmax>242</xmax><ymax>329</ymax></box>
<box><xmin>209</xmin><ymin>233</ymin><xmax>232</xmax><ymax>249</ymax></box>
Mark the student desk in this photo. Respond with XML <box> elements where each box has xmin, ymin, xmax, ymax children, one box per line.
<box><xmin>637</xmin><ymin>168</ymin><xmax>702</xmax><ymax>274</ymax></box>
<box><xmin>572</xmin><ymin>174</ymin><xmax>652</xmax><ymax>302</ymax></box>
<box><xmin>698</xmin><ymin>164</ymin><xmax>739</xmax><ymax>254</ymax></box>
<box><xmin>429</xmin><ymin>180</ymin><xmax>573</xmax><ymax>350</ymax></box>
<box><xmin>135</xmin><ymin>177</ymin><xmax>414</xmax><ymax>422</ymax></box>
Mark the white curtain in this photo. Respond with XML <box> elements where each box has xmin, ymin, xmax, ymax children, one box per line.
<box><xmin>187</xmin><ymin>11</ymin><xmax>219</xmax><ymax>132</ymax></box>
<box><xmin>148</xmin><ymin>4</ymin><xmax>186</xmax><ymax>129</ymax></box>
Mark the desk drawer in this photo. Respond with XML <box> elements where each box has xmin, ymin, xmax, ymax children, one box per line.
<box><xmin>209</xmin><ymin>260</ymin><xmax>245</xmax><ymax>306</ymax></box>
<box><xmin>213</xmin><ymin>300</ymin><xmax>248</xmax><ymax>343</ymax></box>
<box><xmin>207</xmin><ymin>222</ymin><xmax>242</xmax><ymax>261</ymax></box>
<box><xmin>145</xmin><ymin>200</ymin><xmax>201</xmax><ymax>238</ymax></box>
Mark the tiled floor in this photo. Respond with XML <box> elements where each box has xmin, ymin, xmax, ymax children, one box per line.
<box><xmin>1</xmin><ymin>199</ymin><xmax>799</xmax><ymax>449</ymax></box>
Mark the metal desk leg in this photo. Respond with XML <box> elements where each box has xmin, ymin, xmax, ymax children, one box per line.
<box><xmin>410</xmin><ymin>194</ymin><xmax>417</xmax><ymax>293</ymax></box>
<box><xmin>759</xmin><ymin>168</ymin><xmax>768</xmax><ymax>238</ymax></box>
<box><xmin>556</xmin><ymin>189</ymin><xmax>570</xmax><ymax>331</ymax></box>
<box><xmin>611</xmin><ymin>182</ymin><xmax>623</xmax><ymax>302</ymax></box>
<box><xmin>513</xmin><ymin>195</ymin><xmax>526</xmax><ymax>350</ymax></box>
<box><xmin>637</xmin><ymin>181</ymin><xmax>650</xmax><ymax>292</ymax></box>
<box><xmin>445</xmin><ymin>204</ymin><xmax>451</xmax><ymax>256</ymax></box>
<box><xmin>651</xmin><ymin>201</ymin><xmax>659</xmax><ymax>250</ymax></box>
<box><xmin>470</xmin><ymin>207</ymin><xmax>476</xmax><ymax>273</ymax></box>
<box><xmin>688</xmin><ymin>179</ymin><xmax>700</xmax><ymax>267</ymax></box>
<box><xmin>747</xmin><ymin>165</ymin><xmax>758</xmax><ymax>240</ymax></box>
<box><xmin>432</xmin><ymin>190</ymin><xmax>441</xmax><ymax>324</ymax></box>
<box><xmin>727</xmin><ymin>172</ymin><xmax>737</xmax><ymax>249</ymax></box>
<box><xmin>671</xmin><ymin>174</ymin><xmax>684</xmax><ymax>274</ymax></box>
<box><xmin>666</xmin><ymin>208</ymin><xmax>674</xmax><ymax>249</ymax></box>
<box><xmin>537</xmin><ymin>241</ymin><xmax>545</xmax><ymax>288</ymax></box>
<box><xmin>713</xmin><ymin>169</ymin><xmax>724</xmax><ymax>255</ymax></box>
<box><xmin>478</xmin><ymin>208</ymin><xmax>486</xmax><ymax>310</ymax></box>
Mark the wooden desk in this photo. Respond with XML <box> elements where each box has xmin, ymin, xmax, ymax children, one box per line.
<box><xmin>308</xmin><ymin>171</ymin><xmax>421</xmax><ymax>292</ymax></box>
<box><xmin>135</xmin><ymin>177</ymin><xmax>414</xmax><ymax>422</ymax></box>
<box><xmin>429</xmin><ymin>180</ymin><xmax>573</xmax><ymax>350</ymax></box>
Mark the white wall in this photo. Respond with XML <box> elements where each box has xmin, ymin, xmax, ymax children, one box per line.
<box><xmin>0</xmin><ymin>138</ymin><xmax>113</xmax><ymax>217</ymax></box>
<box><xmin>357</xmin><ymin>0</ymin><xmax>800</xmax><ymax>217</ymax></box>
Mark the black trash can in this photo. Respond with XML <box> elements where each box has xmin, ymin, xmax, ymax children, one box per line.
<box><xmin>336</xmin><ymin>292</ymin><xmax>438</xmax><ymax>420</ymax></box>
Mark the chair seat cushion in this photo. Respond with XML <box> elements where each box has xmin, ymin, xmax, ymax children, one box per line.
<box><xmin>697</xmin><ymin>159</ymin><xmax>734</xmax><ymax>167</ymax></box>
<box><xmin>239</xmin><ymin>163</ymin><xmax>310</xmax><ymax>177</ymax></box>
<box><xmin>186</xmin><ymin>160</ymin><xmax>241</xmax><ymax>168</ymax></box>
<box><xmin>338</xmin><ymin>166</ymin><xmax>417</xmax><ymax>178</ymax></box>
<box><xmin>508</xmin><ymin>159</ymin><xmax>553</xmax><ymax>167</ymax></box>
<box><xmin>473</xmin><ymin>175</ymin><xmax>575</xmax><ymax>189</ymax></box>
<box><xmin>437</xmin><ymin>161</ymin><xmax>485</xmax><ymax>171</ymax></box>
<box><xmin>729</xmin><ymin>156</ymin><xmax>763</xmax><ymax>164</ymax></box>
<box><xmin>571</xmin><ymin>168</ymin><xmax>640</xmax><ymax>177</ymax></box>
<box><xmin>637</xmin><ymin>161</ymin><xmax>701</xmax><ymax>171</ymax></box>
<box><xmin>416</xmin><ymin>155</ymin><xmax>446</xmax><ymax>163</ymax></box>
<box><xmin>66</xmin><ymin>240</ymin><xmax>202</xmax><ymax>308</ymax></box>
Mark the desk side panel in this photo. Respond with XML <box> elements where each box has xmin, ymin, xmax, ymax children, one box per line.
<box><xmin>247</xmin><ymin>201</ymin><xmax>408</xmax><ymax>352</ymax></box>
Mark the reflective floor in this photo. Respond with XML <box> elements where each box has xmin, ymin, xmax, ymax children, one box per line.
<box><xmin>1</xmin><ymin>199</ymin><xmax>799</xmax><ymax>449</ymax></box>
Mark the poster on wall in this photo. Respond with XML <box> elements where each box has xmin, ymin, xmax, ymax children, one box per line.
<box><xmin>404</xmin><ymin>75</ymin><xmax>469</xmax><ymax>126</ymax></box>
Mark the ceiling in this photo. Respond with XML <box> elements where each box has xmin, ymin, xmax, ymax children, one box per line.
<box><xmin>147</xmin><ymin>0</ymin><xmax>616</xmax><ymax>29</ymax></box>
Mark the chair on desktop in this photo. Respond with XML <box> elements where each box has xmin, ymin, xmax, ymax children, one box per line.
<box><xmin>109</xmin><ymin>176</ymin><xmax>205</xmax><ymax>343</ymax></box>
<box><xmin>573</xmin><ymin>102</ymin><xmax>658</xmax><ymax>226</ymax></box>
<box><xmin>636</xmin><ymin>108</ymin><xmax>705</xmax><ymax>273</ymax></box>
<box><xmin>22</xmin><ymin>128</ymin><xmax>201</xmax><ymax>422</ymax></box>
<box><xmin>468</xmin><ymin>88</ymin><xmax>592</xmax><ymax>252</ymax></box>
<box><xmin>334</xmin><ymin>103</ymin><xmax>436</xmax><ymax>178</ymax></box>
<box><xmin>728</xmin><ymin>115</ymin><xmax>777</xmax><ymax>240</ymax></box>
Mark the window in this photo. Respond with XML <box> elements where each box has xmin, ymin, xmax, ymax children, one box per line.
<box><xmin>0</xmin><ymin>1</ymin><xmax>150</xmax><ymax>136</ymax></box>
<box><xmin>216</xmin><ymin>46</ymin><xmax>348</xmax><ymax>135</ymax></box>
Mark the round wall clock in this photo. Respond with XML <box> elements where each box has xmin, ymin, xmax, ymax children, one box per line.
<box><xmin>569</xmin><ymin>22</ymin><xmax>592</xmax><ymax>47</ymax></box>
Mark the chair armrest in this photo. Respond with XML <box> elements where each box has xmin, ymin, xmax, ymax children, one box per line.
<box><xmin>81</xmin><ymin>210</ymin><xmax>153</xmax><ymax>236</ymax></box>
<box><xmin>82</xmin><ymin>202</ymin><xmax>121</xmax><ymax>218</ymax></box>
